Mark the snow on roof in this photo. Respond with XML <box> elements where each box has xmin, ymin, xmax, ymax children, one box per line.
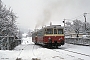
<box><xmin>44</xmin><ymin>25</ymin><xmax>64</xmax><ymax>29</ymax></box>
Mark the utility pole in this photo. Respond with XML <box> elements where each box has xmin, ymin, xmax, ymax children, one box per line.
<box><xmin>83</xmin><ymin>13</ymin><xmax>87</xmax><ymax>34</ymax></box>
<box><xmin>63</xmin><ymin>19</ymin><xmax>66</xmax><ymax>35</ymax></box>
<box><xmin>63</xmin><ymin>19</ymin><xmax>65</xmax><ymax>30</ymax></box>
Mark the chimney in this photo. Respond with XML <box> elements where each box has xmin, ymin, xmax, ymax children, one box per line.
<box><xmin>50</xmin><ymin>22</ymin><xmax>52</xmax><ymax>26</ymax></box>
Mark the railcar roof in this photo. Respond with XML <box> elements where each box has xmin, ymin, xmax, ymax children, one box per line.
<box><xmin>44</xmin><ymin>25</ymin><xmax>64</xmax><ymax>29</ymax></box>
<box><xmin>32</xmin><ymin>25</ymin><xmax>64</xmax><ymax>33</ymax></box>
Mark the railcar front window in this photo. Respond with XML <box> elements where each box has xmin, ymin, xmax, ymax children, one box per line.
<box><xmin>46</xmin><ymin>29</ymin><xmax>53</xmax><ymax>34</ymax></box>
<box><xmin>54</xmin><ymin>29</ymin><xmax>57</xmax><ymax>34</ymax></box>
<box><xmin>58</xmin><ymin>29</ymin><xmax>63</xmax><ymax>34</ymax></box>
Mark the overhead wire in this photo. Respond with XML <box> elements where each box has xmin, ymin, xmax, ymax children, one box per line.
<box><xmin>64</xmin><ymin>13</ymin><xmax>90</xmax><ymax>23</ymax></box>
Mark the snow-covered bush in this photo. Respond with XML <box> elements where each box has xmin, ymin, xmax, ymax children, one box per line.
<box><xmin>0</xmin><ymin>0</ymin><xmax>18</xmax><ymax>36</ymax></box>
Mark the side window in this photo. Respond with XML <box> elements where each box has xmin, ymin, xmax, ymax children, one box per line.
<box><xmin>37</xmin><ymin>31</ymin><xmax>43</xmax><ymax>36</ymax></box>
<box><xmin>54</xmin><ymin>29</ymin><xmax>57</xmax><ymax>34</ymax></box>
<box><xmin>58</xmin><ymin>29</ymin><xmax>63</xmax><ymax>34</ymax></box>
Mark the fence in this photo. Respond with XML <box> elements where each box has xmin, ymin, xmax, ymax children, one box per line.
<box><xmin>65</xmin><ymin>38</ymin><xmax>90</xmax><ymax>46</ymax></box>
<box><xmin>0</xmin><ymin>36</ymin><xmax>21</xmax><ymax>50</ymax></box>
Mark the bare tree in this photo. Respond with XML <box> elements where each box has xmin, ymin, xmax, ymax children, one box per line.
<box><xmin>73</xmin><ymin>20</ymin><xmax>82</xmax><ymax>37</ymax></box>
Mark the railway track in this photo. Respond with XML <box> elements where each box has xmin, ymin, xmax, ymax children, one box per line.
<box><xmin>16</xmin><ymin>44</ymin><xmax>39</xmax><ymax>60</ymax></box>
<box><xmin>64</xmin><ymin>49</ymin><xmax>90</xmax><ymax>57</ymax></box>
<box><xmin>52</xmin><ymin>49</ymin><xmax>90</xmax><ymax>60</ymax></box>
<box><xmin>17</xmin><ymin>44</ymin><xmax>29</xmax><ymax>57</ymax></box>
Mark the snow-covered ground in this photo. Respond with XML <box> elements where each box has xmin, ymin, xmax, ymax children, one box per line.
<box><xmin>0</xmin><ymin>37</ymin><xmax>90</xmax><ymax>60</ymax></box>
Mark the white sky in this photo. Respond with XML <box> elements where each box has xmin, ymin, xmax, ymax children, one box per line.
<box><xmin>2</xmin><ymin>0</ymin><xmax>90</xmax><ymax>32</ymax></box>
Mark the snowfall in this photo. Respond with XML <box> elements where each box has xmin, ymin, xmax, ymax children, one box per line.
<box><xmin>0</xmin><ymin>35</ymin><xmax>90</xmax><ymax>60</ymax></box>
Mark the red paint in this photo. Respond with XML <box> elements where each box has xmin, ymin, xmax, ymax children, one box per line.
<box><xmin>43</xmin><ymin>36</ymin><xmax>64</xmax><ymax>43</ymax></box>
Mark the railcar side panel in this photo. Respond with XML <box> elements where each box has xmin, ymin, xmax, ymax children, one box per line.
<box><xmin>37</xmin><ymin>36</ymin><xmax>44</xmax><ymax>44</ymax></box>
<box><xmin>43</xmin><ymin>34</ymin><xmax>64</xmax><ymax>45</ymax></box>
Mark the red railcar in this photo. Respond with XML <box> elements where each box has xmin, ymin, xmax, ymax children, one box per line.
<box><xmin>32</xmin><ymin>25</ymin><xmax>65</xmax><ymax>48</ymax></box>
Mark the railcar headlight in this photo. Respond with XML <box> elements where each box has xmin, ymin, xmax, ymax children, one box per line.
<box><xmin>59</xmin><ymin>37</ymin><xmax>62</xmax><ymax>40</ymax></box>
<box><xmin>48</xmin><ymin>37</ymin><xmax>51</xmax><ymax>40</ymax></box>
<box><xmin>59</xmin><ymin>38</ymin><xmax>61</xmax><ymax>40</ymax></box>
